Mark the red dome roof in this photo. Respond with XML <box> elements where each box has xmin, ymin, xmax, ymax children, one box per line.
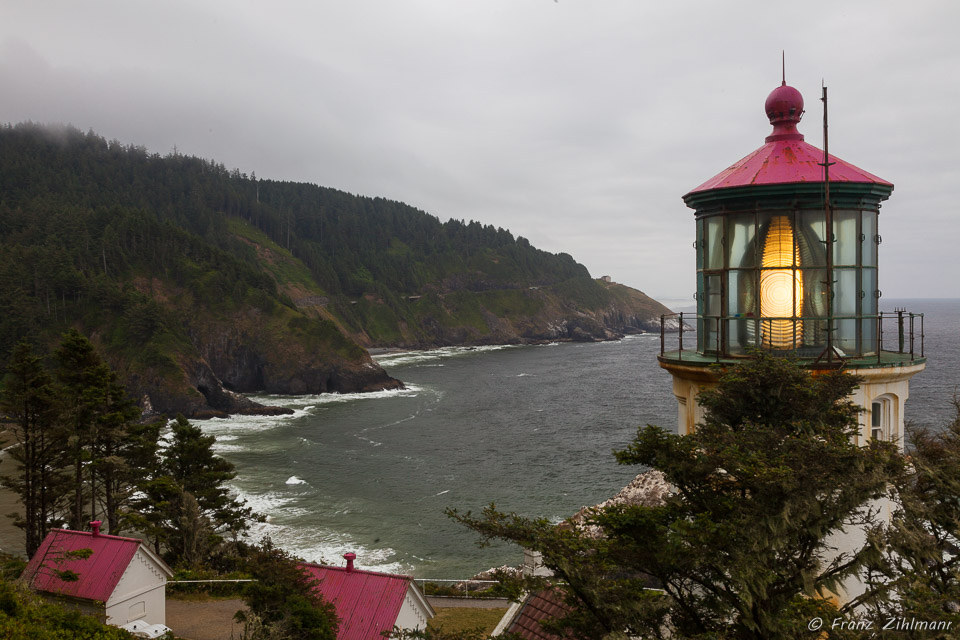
<box><xmin>684</xmin><ymin>84</ymin><xmax>891</xmax><ymax>198</ymax></box>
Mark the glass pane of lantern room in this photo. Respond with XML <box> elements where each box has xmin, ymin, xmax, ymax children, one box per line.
<box><xmin>834</xmin><ymin>268</ymin><xmax>858</xmax><ymax>315</ymax></box>
<box><xmin>862</xmin><ymin>211</ymin><xmax>878</xmax><ymax>267</ymax></box>
<box><xmin>801</xmin><ymin>268</ymin><xmax>827</xmax><ymax>350</ymax></box>
<box><xmin>861</xmin><ymin>268</ymin><xmax>878</xmax><ymax>354</ymax></box>
<box><xmin>726</xmin><ymin>270</ymin><xmax>756</xmax><ymax>355</ymax></box>
<box><xmin>797</xmin><ymin>210</ymin><xmax>827</xmax><ymax>267</ymax></box>
<box><xmin>701</xmin><ymin>274</ymin><xmax>721</xmax><ymax>352</ymax></box>
<box><xmin>705</xmin><ymin>216</ymin><xmax>724</xmax><ymax>270</ymax></box>
<box><xmin>833</xmin><ymin>210</ymin><xmax>859</xmax><ymax>266</ymax></box>
<box><xmin>862</xmin><ymin>316</ymin><xmax>878</xmax><ymax>355</ymax></box>
<box><xmin>727</xmin><ymin>213</ymin><xmax>757</xmax><ymax>268</ymax></box>
<box><xmin>696</xmin><ymin>218</ymin><xmax>704</xmax><ymax>270</ymax></box>
<box><xmin>862</xmin><ymin>268</ymin><xmax>878</xmax><ymax>310</ymax></box>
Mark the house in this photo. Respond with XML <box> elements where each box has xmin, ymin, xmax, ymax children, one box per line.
<box><xmin>300</xmin><ymin>553</ymin><xmax>435</xmax><ymax>640</ymax></box>
<box><xmin>20</xmin><ymin>520</ymin><xmax>173</xmax><ymax>628</ymax></box>
<box><xmin>493</xmin><ymin>587</ymin><xmax>571</xmax><ymax>640</ymax></box>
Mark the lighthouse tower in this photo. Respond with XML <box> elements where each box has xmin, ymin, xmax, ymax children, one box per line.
<box><xmin>659</xmin><ymin>80</ymin><xmax>925</xmax><ymax>449</ymax></box>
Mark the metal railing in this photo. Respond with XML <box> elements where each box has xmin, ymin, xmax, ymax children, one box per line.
<box><xmin>413</xmin><ymin>578</ymin><xmax>503</xmax><ymax>599</ymax></box>
<box><xmin>659</xmin><ymin>309</ymin><xmax>924</xmax><ymax>363</ymax></box>
<box><xmin>878</xmin><ymin>308</ymin><xmax>924</xmax><ymax>362</ymax></box>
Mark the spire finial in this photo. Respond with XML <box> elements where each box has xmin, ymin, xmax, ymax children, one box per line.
<box><xmin>782</xmin><ymin>51</ymin><xmax>786</xmax><ymax>86</ymax></box>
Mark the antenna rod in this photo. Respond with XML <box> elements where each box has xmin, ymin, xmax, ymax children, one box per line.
<box><xmin>821</xmin><ymin>84</ymin><xmax>834</xmax><ymax>363</ymax></box>
<box><xmin>782</xmin><ymin>51</ymin><xmax>786</xmax><ymax>85</ymax></box>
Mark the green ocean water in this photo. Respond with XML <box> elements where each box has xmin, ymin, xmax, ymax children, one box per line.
<box><xmin>199</xmin><ymin>299</ymin><xmax>958</xmax><ymax>578</ymax></box>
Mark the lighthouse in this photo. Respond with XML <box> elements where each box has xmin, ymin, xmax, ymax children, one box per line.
<box><xmin>659</xmin><ymin>79</ymin><xmax>925</xmax><ymax>449</ymax></box>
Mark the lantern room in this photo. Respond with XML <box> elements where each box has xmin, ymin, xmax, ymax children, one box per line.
<box><xmin>684</xmin><ymin>82</ymin><xmax>891</xmax><ymax>358</ymax></box>
<box><xmin>659</xmin><ymin>79</ymin><xmax>925</xmax><ymax>440</ymax></box>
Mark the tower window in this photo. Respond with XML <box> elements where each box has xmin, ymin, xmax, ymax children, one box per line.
<box><xmin>871</xmin><ymin>401</ymin><xmax>883</xmax><ymax>441</ymax></box>
<box><xmin>871</xmin><ymin>397</ymin><xmax>895</xmax><ymax>442</ymax></box>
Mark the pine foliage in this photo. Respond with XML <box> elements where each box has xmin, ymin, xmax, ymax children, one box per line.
<box><xmin>453</xmin><ymin>354</ymin><xmax>903</xmax><ymax>640</ymax></box>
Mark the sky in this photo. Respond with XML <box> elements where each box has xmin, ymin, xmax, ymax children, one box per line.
<box><xmin>2</xmin><ymin>1</ymin><xmax>958</xmax><ymax>303</ymax></box>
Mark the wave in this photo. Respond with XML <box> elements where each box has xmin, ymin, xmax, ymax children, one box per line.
<box><xmin>193</xmin><ymin>385</ymin><xmax>429</xmax><ymax>440</ymax></box>
<box><xmin>233</xmin><ymin>486</ymin><xmax>408</xmax><ymax>573</ymax></box>
<box><xmin>243</xmin><ymin>519</ymin><xmax>407</xmax><ymax>574</ymax></box>
<box><xmin>373</xmin><ymin>344</ymin><xmax>519</xmax><ymax>368</ymax></box>
<box><xmin>232</xmin><ymin>489</ymin><xmax>299</xmax><ymax>514</ymax></box>
<box><xmin>248</xmin><ymin>384</ymin><xmax>423</xmax><ymax>408</ymax></box>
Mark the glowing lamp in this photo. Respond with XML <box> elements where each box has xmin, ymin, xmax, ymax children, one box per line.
<box><xmin>759</xmin><ymin>215</ymin><xmax>802</xmax><ymax>348</ymax></box>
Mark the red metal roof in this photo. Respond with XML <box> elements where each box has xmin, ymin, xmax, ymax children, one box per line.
<box><xmin>22</xmin><ymin>529</ymin><xmax>143</xmax><ymax>603</ymax></box>
<box><xmin>685</xmin><ymin>83</ymin><xmax>891</xmax><ymax>197</ymax></box>
<box><xmin>506</xmin><ymin>587</ymin><xmax>573</xmax><ymax>640</ymax></box>
<box><xmin>300</xmin><ymin>562</ymin><xmax>414</xmax><ymax>640</ymax></box>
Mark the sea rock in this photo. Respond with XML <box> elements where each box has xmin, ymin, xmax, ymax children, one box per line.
<box><xmin>569</xmin><ymin>470</ymin><xmax>671</xmax><ymax>538</ymax></box>
<box><xmin>191</xmin><ymin>409</ymin><xmax>230</xmax><ymax>420</ymax></box>
<box><xmin>236</xmin><ymin>406</ymin><xmax>296</xmax><ymax>416</ymax></box>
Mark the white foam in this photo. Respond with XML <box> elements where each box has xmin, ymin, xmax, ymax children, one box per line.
<box><xmin>211</xmin><ymin>443</ymin><xmax>246</xmax><ymax>453</ymax></box>
<box><xmin>373</xmin><ymin>344</ymin><xmax>518</xmax><ymax>368</ymax></box>
<box><xmin>232</xmin><ymin>489</ymin><xmax>297</xmax><ymax>514</ymax></box>
<box><xmin>286</xmin><ymin>476</ymin><xmax>307</xmax><ymax>485</ymax></box>
<box><xmin>243</xmin><ymin>520</ymin><xmax>407</xmax><ymax>574</ymax></box>
<box><xmin>248</xmin><ymin>384</ymin><xmax>423</xmax><ymax>409</ymax></box>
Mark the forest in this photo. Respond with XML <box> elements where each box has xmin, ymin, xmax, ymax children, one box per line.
<box><xmin>0</xmin><ymin>123</ymin><xmax>669</xmax><ymax>416</ymax></box>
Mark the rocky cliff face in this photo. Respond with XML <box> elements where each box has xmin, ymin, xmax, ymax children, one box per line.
<box><xmin>361</xmin><ymin>280</ymin><xmax>676</xmax><ymax>349</ymax></box>
<box><xmin>118</xmin><ymin>278</ymin><xmax>668</xmax><ymax>418</ymax></box>
<box><xmin>129</xmin><ymin>341</ymin><xmax>401</xmax><ymax>420</ymax></box>
<box><xmin>117</xmin><ymin>289</ymin><xmax>403</xmax><ymax>420</ymax></box>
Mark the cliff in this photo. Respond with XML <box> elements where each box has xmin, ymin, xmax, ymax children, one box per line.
<box><xmin>0</xmin><ymin>123</ymin><xmax>671</xmax><ymax>416</ymax></box>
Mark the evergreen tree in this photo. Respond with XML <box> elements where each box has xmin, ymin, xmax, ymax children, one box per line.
<box><xmin>164</xmin><ymin>414</ymin><xmax>255</xmax><ymax>536</ymax></box>
<box><xmin>453</xmin><ymin>354</ymin><xmax>901</xmax><ymax>640</ymax></box>
<box><xmin>864</xmin><ymin>398</ymin><xmax>960</xmax><ymax>637</ymax></box>
<box><xmin>52</xmin><ymin>329</ymin><xmax>102</xmax><ymax>531</ymax></box>
<box><xmin>0</xmin><ymin>341</ymin><xmax>68</xmax><ymax>556</ymax></box>
<box><xmin>88</xmin><ymin>366</ymin><xmax>148</xmax><ymax>534</ymax></box>
<box><xmin>236</xmin><ymin>539</ymin><xmax>339</xmax><ymax>640</ymax></box>
<box><xmin>130</xmin><ymin>415</ymin><xmax>257</xmax><ymax>565</ymax></box>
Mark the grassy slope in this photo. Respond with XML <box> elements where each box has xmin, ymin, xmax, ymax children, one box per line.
<box><xmin>224</xmin><ymin>217</ymin><xmax>672</xmax><ymax>348</ymax></box>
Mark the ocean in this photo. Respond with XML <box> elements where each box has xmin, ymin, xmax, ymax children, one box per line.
<box><xmin>201</xmin><ymin>298</ymin><xmax>959</xmax><ymax>578</ymax></box>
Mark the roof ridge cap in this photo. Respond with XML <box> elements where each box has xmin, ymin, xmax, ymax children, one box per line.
<box><xmin>301</xmin><ymin>562</ymin><xmax>412</xmax><ymax>580</ymax></box>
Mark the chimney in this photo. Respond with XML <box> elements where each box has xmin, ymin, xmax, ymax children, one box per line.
<box><xmin>90</xmin><ymin>520</ymin><xmax>102</xmax><ymax>537</ymax></box>
<box><xmin>343</xmin><ymin>552</ymin><xmax>356</xmax><ymax>572</ymax></box>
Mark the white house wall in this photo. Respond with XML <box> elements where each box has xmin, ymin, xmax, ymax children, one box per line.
<box><xmin>395</xmin><ymin>587</ymin><xmax>430</xmax><ymax>631</ymax></box>
<box><xmin>105</xmin><ymin>548</ymin><xmax>168</xmax><ymax>626</ymax></box>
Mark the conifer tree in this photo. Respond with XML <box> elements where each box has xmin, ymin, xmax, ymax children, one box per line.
<box><xmin>0</xmin><ymin>341</ymin><xmax>68</xmax><ymax>556</ymax></box>
<box><xmin>89</xmin><ymin>366</ymin><xmax>148</xmax><ymax>534</ymax></box>
<box><xmin>236</xmin><ymin>538</ymin><xmax>339</xmax><ymax>640</ymax></box>
<box><xmin>453</xmin><ymin>354</ymin><xmax>902</xmax><ymax>640</ymax></box>
<box><xmin>53</xmin><ymin>329</ymin><xmax>103</xmax><ymax>531</ymax></box>
<box><xmin>864</xmin><ymin>398</ymin><xmax>960</xmax><ymax>636</ymax></box>
<box><xmin>129</xmin><ymin>415</ymin><xmax>257</xmax><ymax>565</ymax></box>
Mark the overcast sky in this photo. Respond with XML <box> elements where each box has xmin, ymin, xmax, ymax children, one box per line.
<box><xmin>2</xmin><ymin>1</ymin><xmax>958</xmax><ymax>303</ymax></box>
